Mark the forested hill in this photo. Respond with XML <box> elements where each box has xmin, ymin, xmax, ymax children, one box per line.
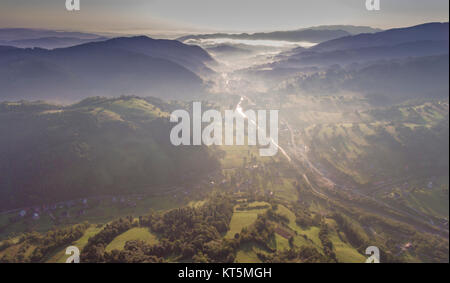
<box><xmin>0</xmin><ymin>36</ymin><xmax>214</xmax><ymax>102</ymax></box>
<box><xmin>0</xmin><ymin>96</ymin><xmax>220</xmax><ymax>210</ymax></box>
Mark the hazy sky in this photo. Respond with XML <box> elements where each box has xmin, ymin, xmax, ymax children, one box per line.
<box><xmin>0</xmin><ymin>0</ymin><xmax>448</xmax><ymax>36</ymax></box>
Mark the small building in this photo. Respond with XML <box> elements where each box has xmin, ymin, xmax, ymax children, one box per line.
<box><xmin>32</xmin><ymin>213</ymin><xmax>40</xmax><ymax>220</ymax></box>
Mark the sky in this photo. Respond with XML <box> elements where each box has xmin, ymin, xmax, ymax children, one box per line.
<box><xmin>0</xmin><ymin>0</ymin><xmax>449</xmax><ymax>37</ymax></box>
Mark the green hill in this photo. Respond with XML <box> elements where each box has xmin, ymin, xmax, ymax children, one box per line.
<box><xmin>0</xmin><ymin>96</ymin><xmax>219</xmax><ymax>210</ymax></box>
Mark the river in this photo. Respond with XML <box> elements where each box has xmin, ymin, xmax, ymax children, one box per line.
<box><xmin>235</xmin><ymin>96</ymin><xmax>292</xmax><ymax>162</ymax></box>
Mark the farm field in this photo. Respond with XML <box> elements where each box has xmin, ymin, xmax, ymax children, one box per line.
<box><xmin>46</xmin><ymin>226</ymin><xmax>103</xmax><ymax>263</ymax></box>
<box><xmin>224</xmin><ymin>202</ymin><xmax>270</xmax><ymax>239</ymax></box>
<box><xmin>235</xmin><ymin>242</ymin><xmax>267</xmax><ymax>263</ymax></box>
<box><xmin>105</xmin><ymin>227</ymin><xmax>159</xmax><ymax>252</ymax></box>
<box><xmin>0</xmin><ymin>195</ymin><xmax>182</xmax><ymax>241</ymax></box>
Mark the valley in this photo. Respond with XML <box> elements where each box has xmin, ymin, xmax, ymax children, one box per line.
<box><xmin>0</xmin><ymin>22</ymin><xmax>448</xmax><ymax>263</ymax></box>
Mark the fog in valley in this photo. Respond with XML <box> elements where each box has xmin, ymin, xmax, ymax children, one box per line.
<box><xmin>0</xmin><ymin>18</ymin><xmax>448</xmax><ymax>263</ymax></box>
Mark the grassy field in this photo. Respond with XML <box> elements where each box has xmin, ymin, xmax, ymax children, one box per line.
<box><xmin>107</xmin><ymin>98</ymin><xmax>169</xmax><ymax>120</ymax></box>
<box><xmin>328</xmin><ymin>231</ymin><xmax>366</xmax><ymax>263</ymax></box>
<box><xmin>270</xmin><ymin>179</ymin><xmax>298</xmax><ymax>202</ymax></box>
<box><xmin>1</xmin><ymin>225</ymin><xmax>101</xmax><ymax>262</ymax></box>
<box><xmin>284</xmin><ymin>98</ymin><xmax>449</xmax><ymax>188</ymax></box>
<box><xmin>378</xmin><ymin>178</ymin><xmax>449</xmax><ymax>220</ymax></box>
<box><xmin>274</xmin><ymin>205</ymin><xmax>365</xmax><ymax>262</ymax></box>
<box><xmin>105</xmin><ymin>227</ymin><xmax>158</xmax><ymax>252</ymax></box>
<box><xmin>274</xmin><ymin>233</ymin><xmax>290</xmax><ymax>251</ymax></box>
<box><xmin>405</xmin><ymin>187</ymin><xmax>449</xmax><ymax>218</ymax></box>
<box><xmin>46</xmin><ymin>226</ymin><xmax>103</xmax><ymax>263</ymax></box>
<box><xmin>235</xmin><ymin>242</ymin><xmax>267</xmax><ymax>263</ymax></box>
<box><xmin>219</xmin><ymin>145</ymin><xmax>274</xmax><ymax>169</ymax></box>
<box><xmin>274</xmin><ymin>205</ymin><xmax>321</xmax><ymax>249</ymax></box>
<box><xmin>224</xmin><ymin>202</ymin><xmax>269</xmax><ymax>239</ymax></box>
<box><xmin>325</xmin><ymin>218</ymin><xmax>366</xmax><ymax>263</ymax></box>
<box><xmin>0</xmin><ymin>243</ymin><xmax>22</xmax><ymax>259</ymax></box>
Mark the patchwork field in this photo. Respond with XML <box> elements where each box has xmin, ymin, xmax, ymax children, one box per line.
<box><xmin>235</xmin><ymin>242</ymin><xmax>267</xmax><ymax>263</ymax></box>
<box><xmin>219</xmin><ymin>145</ymin><xmax>274</xmax><ymax>169</ymax></box>
<box><xmin>46</xmin><ymin>226</ymin><xmax>103</xmax><ymax>263</ymax></box>
<box><xmin>105</xmin><ymin>227</ymin><xmax>158</xmax><ymax>252</ymax></box>
<box><xmin>274</xmin><ymin>205</ymin><xmax>321</xmax><ymax>249</ymax></box>
<box><xmin>0</xmin><ymin>195</ymin><xmax>181</xmax><ymax>241</ymax></box>
<box><xmin>273</xmin><ymin>204</ymin><xmax>366</xmax><ymax>262</ymax></box>
<box><xmin>324</xmin><ymin>219</ymin><xmax>366</xmax><ymax>263</ymax></box>
<box><xmin>224</xmin><ymin>202</ymin><xmax>270</xmax><ymax>239</ymax></box>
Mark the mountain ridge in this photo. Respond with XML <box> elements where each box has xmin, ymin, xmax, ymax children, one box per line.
<box><xmin>0</xmin><ymin>36</ymin><xmax>212</xmax><ymax>102</ymax></box>
<box><xmin>312</xmin><ymin>22</ymin><xmax>449</xmax><ymax>52</ymax></box>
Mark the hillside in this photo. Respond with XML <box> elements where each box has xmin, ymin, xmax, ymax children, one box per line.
<box><xmin>85</xmin><ymin>36</ymin><xmax>215</xmax><ymax>75</ymax></box>
<box><xmin>277</xmin><ymin>55</ymin><xmax>449</xmax><ymax>103</ymax></box>
<box><xmin>1</xmin><ymin>180</ymin><xmax>447</xmax><ymax>263</ymax></box>
<box><xmin>0</xmin><ymin>96</ymin><xmax>220</xmax><ymax>210</ymax></box>
<box><xmin>0</xmin><ymin>28</ymin><xmax>102</xmax><ymax>41</ymax></box>
<box><xmin>312</xmin><ymin>22</ymin><xmax>449</xmax><ymax>52</ymax></box>
<box><xmin>0</xmin><ymin>37</ymin><xmax>212</xmax><ymax>102</ymax></box>
<box><xmin>0</xmin><ymin>28</ymin><xmax>107</xmax><ymax>49</ymax></box>
<box><xmin>272</xmin><ymin>23</ymin><xmax>449</xmax><ymax>68</ymax></box>
<box><xmin>0</xmin><ymin>37</ymin><xmax>109</xmax><ymax>49</ymax></box>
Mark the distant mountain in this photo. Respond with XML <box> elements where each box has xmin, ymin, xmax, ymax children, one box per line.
<box><xmin>312</xmin><ymin>22</ymin><xmax>449</xmax><ymax>52</ymax></box>
<box><xmin>0</xmin><ymin>28</ymin><xmax>109</xmax><ymax>49</ymax></box>
<box><xmin>0</xmin><ymin>28</ymin><xmax>102</xmax><ymax>41</ymax></box>
<box><xmin>0</xmin><ymin>96</ymin><xmax>220</xmax><ymax>210</ymax></box>
<box><xmin>0</xmin><ymin>36</ymin><xmax>213</xmax><ymax>102</ymax></box>
<box><xmin>0</xmin><ymin>36</ymin><xmax>108</xmax><ymax>49</ymax></box>
<box><xmin>82</xmin><ymin>36</ymin><xmax>215</xmax><ymax>75</ymax></box>
<box><xmin>277</xmin><ymin>55</ymin><xmax>449</xmax><ymax>104</ymax></box>
<box><xmin>274</xmin><ymin>22</ymin><xmax>449</xmax><ymax>68</ymax></box>
<box><xmin>178</xmin><ymin>29</ymin><xmax>351</xmax><ymax>43</ymax></box>
<box><xmin>282</xmin><ymin>40</ymin><xmax>449</xmax><ymax>67</ymax></box>
<box><xmin>303</xmin><ymin>25</ymin><xmax>382</xmax><ymax>35</ymax></box>
<box><xmin>178</xmin><ymin>25</ymin><xmax>381</xmax><ymax>44</ymax></box>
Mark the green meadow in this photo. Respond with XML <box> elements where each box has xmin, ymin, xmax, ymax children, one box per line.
<box><xmin>224</xmin><ymin>202</ymin><xmax>270</xmax><ymax>239</ymax></box>
<box><xmin>105</xmin><ymin>227</ymin><xmax>158</xmax><ymax>252</ymax></box>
